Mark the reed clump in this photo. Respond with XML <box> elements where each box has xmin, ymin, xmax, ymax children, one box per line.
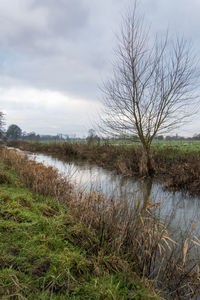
<box><xmin>1</xmin><ymin>148</ymin><xmax>73</xmax><ymax>201</ymax></box>
<box><xmin>1</xmin><ymin>147</ymin><xmax>200</xmax><ymax>299</ymax></box>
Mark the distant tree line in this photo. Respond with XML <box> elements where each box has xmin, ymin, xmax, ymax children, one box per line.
<box><xmin>2</xmin><ymin>124</ymin><xmax>89</xmax><ymax>142</ymax></box>
<box><xmin>1</xmin><ymin>122</ymin><xmax>200</xmax><ymax>143</ymax></box>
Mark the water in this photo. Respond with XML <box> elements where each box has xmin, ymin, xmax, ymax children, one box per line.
<box><xmin>13</xmin><ymin>148</ymin><xmax>200</xmax><ymax>237</ymax></box>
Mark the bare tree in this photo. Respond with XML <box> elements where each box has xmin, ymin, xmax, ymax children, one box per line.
<box><xmin>100</xmin><ymin>2</ymin><xmax>199</xmax><ymax>176</ymax></box>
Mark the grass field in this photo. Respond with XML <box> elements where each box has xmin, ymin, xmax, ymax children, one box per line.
<box><xmin>152</xmin><ymin>140</ymin><xmax>200</xmax><ymax>152</ymax></box>
<box><xmin>109</xmin><ymin>139</ymin><xmax>200</xmax><ymax>153</ymax></box>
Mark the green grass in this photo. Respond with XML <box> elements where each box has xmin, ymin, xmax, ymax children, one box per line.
<box><xmin>151</xmin><ymin>140</ymin><xmax>200</xmax><ymax>152</ymax></box>
<box><xmin>0</xmin><ymin>158</ymin><xmax>157</xmax><ymax>299</ymax></box>
<box><xmin>110</xmin><ymin>139</ymin><xmax>200</xmax><ymax>158</ymax></box>
<box><xmin>18</xmin><ymin>138</ymin><xmax>200</xmax><ymax>151</ymax></box>
<box><xmin>113</xmin><ymin>139</ymin><xmax>200</xmax><ymax>152</ymax></box>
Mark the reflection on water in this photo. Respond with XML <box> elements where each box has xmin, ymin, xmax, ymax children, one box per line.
<box><xmin>26</xmin><ymin>151</ymin><xmax>200</xmax><ymax>237</ymax></box>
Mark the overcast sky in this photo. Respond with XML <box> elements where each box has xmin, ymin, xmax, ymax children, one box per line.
<box><xmin>0</xmin><ymin>0</ymin><xmax>200</xmax><ymax>136</ymax></box>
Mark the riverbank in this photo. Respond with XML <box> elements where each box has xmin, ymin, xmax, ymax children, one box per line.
<box><xmin>0</xmin><ymin>148</ymin><xmax>158</xmax><ymax>299</ymax></box>
<box><xmin>1</xmin><ymin>147</ymin><xmax>200</xmax><ymax>299</ymax></box>
<box><xmin>7</xmin><ymin>140</ymin><xmax>200</xmax><ymax>196</ymax></box>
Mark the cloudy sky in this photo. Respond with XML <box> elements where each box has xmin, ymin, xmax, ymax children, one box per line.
<box><xmin>0</xmin><ymin>0</ymin><xmax>200</xmax><ymax>136</ymax></box>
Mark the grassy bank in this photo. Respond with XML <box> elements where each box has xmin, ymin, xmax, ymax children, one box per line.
<box><xmin>7</xmin><ymin>140</ymin><xmax>200</xmax><ymax>196</ymax></box>
<box><xmin>0</xmin><ymin>150</ymin><xmax>158</xmax><ymax>299</ymax></box>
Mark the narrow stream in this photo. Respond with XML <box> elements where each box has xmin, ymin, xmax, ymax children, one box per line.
<box><xmin>19</xmin><ymin>150</ymin><xmax>199</xmax><ymax>238</ymax></box>
<box><xmin>7</xmin><ymin>145</ymin><xmax>199</xmax><ymax>239</ymax></box>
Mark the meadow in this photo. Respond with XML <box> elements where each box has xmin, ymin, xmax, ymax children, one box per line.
<box><xmin>110</xmin><ymin>140</ymin><xmax>200</xmax><ymax>155</ymax></box>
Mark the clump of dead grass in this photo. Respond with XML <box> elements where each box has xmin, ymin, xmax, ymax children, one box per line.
<box><xmin>1</xmin><ymin>148</ymin><xmax>73</xmax><ymax>201</ymax></box>
<box><xmin>0</xmin><ymin>170</ymin><xmax>12</xmax><ymax>184</ymax></box>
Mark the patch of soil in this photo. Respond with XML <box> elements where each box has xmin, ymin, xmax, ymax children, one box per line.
<box><xmin>7</xmin><ymin>247</ymin><xmax>20</xmax><ymax>256</ymax></box>
<box><xmin>18</xmin><ymin>197</ymin><xmax>33</xmax><ymax>208</ymax></box>
<box><xmin>41</xmin><ymin>207</ymin><xmax>58</xmax><ymax>217</ymax></box>
<box><xmin>32</xmin><ymin>259</ymin><xmax>51</xmax><ymax>277</ymax></box>
<box><xmin>0</xmin><ymin>171</ymin><xmax>11</xmax><ymax>184</ymax></box>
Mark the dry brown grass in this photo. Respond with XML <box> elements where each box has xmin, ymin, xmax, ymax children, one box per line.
<box><xmin>1</xmin><ymin>147</ymin><xmax>200</xmax><ymax>299</ymax></box>
<box><xmin>1</xmin><ymin>148</ymin><xmax>73</xmax><ymax>201</ymax></box>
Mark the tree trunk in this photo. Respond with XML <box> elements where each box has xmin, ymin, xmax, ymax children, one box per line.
<box><xmin>139</xmin><ymin>146</ymin><xmax>154</xmax><ymax>177</ymax></box>
<box><xmin>140</xmin><ymin>178</ymin><xmax>153</xmax><ymax>210</ymax></box>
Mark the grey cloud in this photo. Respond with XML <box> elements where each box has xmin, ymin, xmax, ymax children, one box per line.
<box><xmin>0</xmin><ymin>0</ymin><xmax>123</xmax><ymax>99</ymax></box>
<box><xmin>0</xmin><ymin>0</ymin><xmax>90</xmax><ymax>56</ymax></box>
<box><xmin>0</xmin><ymin>0</ymin><xmax>199</xmax><ymax>135</ymax></box>
<box><xmin>32</xmin><ymin>0</ymin><xmax>90</xmax><ymax>38</ymax></box>
<box><xmin>142</xmin><ymin>0</ymin><xmax>200</xmax><ymax>39</ymax></box>
<box><xmin>0</xmin><ymin>0</ymin><xmax>200</xmax><ymax>101</ymax></box>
